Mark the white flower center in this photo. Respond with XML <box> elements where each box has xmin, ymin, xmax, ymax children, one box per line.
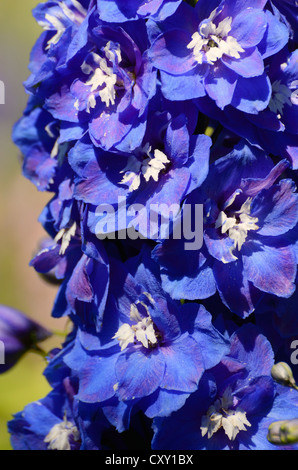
<box><xmin>268</xmin><ymin>80</ymin><xmax>293</xmax><ymax>117</ymax></box>
<box><xmin>113</xmin><ymin>293</ymin><xmax>159</xmax><ymax>351</ymax></box>
<box><xmin>76</xmin><ymin>42</ymin><xmax>121</xmax><ymax>112</ymax></box>
<box><xmin>119</xmin><ymin>144</ymin><xmax>170</xmax><ymax>192</ymax></box>
<box><xmin>215</xmin><ymin>195</ymin><xmax>259</xmax><ymax>258</ymax></box>
<box><xmin>187</xmin><ymin>9</ymin><xmax>244</xmax><ymax>65</ymax></box>
<box><xmin>44</xmin><ymin>414</ymin><xmax>80</xmax><ymax>450</ymax></box>
<box><xmin>201</xmin><ymin>387</ymin><xmax>251</xmax><ymax>441</ymax></box>
<box><xmin>54</xmin><ymin>221</ymin><xmax>77</xmax><ymax>255</ymax></box>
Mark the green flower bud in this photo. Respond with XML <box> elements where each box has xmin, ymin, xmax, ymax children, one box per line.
<box><xmin>267</xmin><ymin>419</ymin><xmax>298</xmax><ymax>446</ymax></box>
<box><xmin>271</xmin><ymin>362</ymin><xmax>298</xmax><ymax>390</ymax></box>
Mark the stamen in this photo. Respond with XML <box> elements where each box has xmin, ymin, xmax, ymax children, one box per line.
<box><xmin>80</xmin><ymin>43</ymin><xmax>121</xmax><ymax>110</ymax></box>
<box><xmin>44</xmin><ymin>413</ymin><xmax>80</xmax><ymax>450</ymax></box>
<box><xmin>215</xmin><ymin>196</ymin><xmax>259</xmax><ymax>256</ymax></box>
<box><xmin>187</xmin><ymin>8</ymin><xmax>244</xmax><ymax>65</ymax></box>
<box><xmin>55</xmin><ymin>222</ymin><xmax>77</xmax><ymax>255</ymax></box>
<box><xmin>201</xmin><ymin>387</ymin><xmax>251</xmax><ymax>441</ymax></box>
<box><xmin>113</xmin><ymin>295</ymin><xmax>160</xmax><ymax>351</ymax></box>
<box><xmin>119</xmin><ymin>146</ymin><xmax>170</xmax><ymax>192</ymax></box>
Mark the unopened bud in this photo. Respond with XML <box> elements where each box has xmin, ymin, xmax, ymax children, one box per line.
<box><xmin>0</xmin><ymin>305</ymin><xmax>51</xmax><ymax>373</ymax></box>
<box><xmin>271</xmin><ymin>362</ymin><xmax>298</xmax><ymax>390</ymax></box>
<box><xmin>267</xmin><ymin>419</ymin><xmax>298</xmax><ymax>446</ymax></box>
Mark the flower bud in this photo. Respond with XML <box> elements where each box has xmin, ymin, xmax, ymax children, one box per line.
<box><xmin>0</xmin><ymin>305</ymin><xmax>51</xmax><ymax>373</ymax></box>
<box><xmin>271</xmin><ymin>362</ymin><xmax>298</xmax><ymax>389</ymax></box>
<box><xmin>267</xmin><ymin>419</ymin><xmax>298</xmax><ymax>446</ymax></box>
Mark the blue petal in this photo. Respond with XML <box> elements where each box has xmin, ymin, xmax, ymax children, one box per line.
<box><xmin>251</xmin><ymin>179</ymin><xmax>298</xmax><ymax>236</ymax></box>
<box><xmin>142</xmin><ymin>389</ymin><xmax>190</xmax><ymax>419</ymax></box>
<box><xmin>242</xmin><ymin>239</ymin><xmax>297</xmax><ymax>297</ymax></box>
<box><xmin>231</xmin><ymin>73</ymin><xmax>271</xmax><ymax>113</ymax></box>
<box><xmin>115</xmin><ymin>348</ymin><xmax>166</xmax><ymax>400</ymax></box>
<box><xmin>229</xmin><ymin>324</ymin><xmax>275</xmax><ymax>379</ymax></box>
<box><xmin>204</xmin><ymin>64</ymin><xmax>238</xmax><ymax>109</ymax></box>
<box><xmin>149</xmin><ymin>29</ymin><xmax>196</xmax><ymax>75</ymax></box>
<box><xmin>159</xmin><ymin>335</ymin><xmax>204</xmax><ymax>392</ymax></box>
<box><xmin>160</xmin><ymin>69</ymin><xmax>206</xmax><ymax>101</ymax></box>
<box><xmin>213</xmin><ymin>258</ymin><xmax>255</xmax><ymax>317</ymax></box>
<box><xmin>258</xmin><ymin>10</ymin><xmax>289</xmax><ymax>59</ymax></box>
<box><xmin>230</xmin><ymin>9</ymin><xmax>267</xmax><ymax>48</ymax></box>
<box><xmin>222</xmin><ymin>48</ymin><xmax>264</xmax><ymax>78</ymax></box>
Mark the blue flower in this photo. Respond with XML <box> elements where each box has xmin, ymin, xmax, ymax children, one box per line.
<box><xmin>63</xmin><ymin>248</ymin><xmax>229</xmax><ymax>423</ymax></box>
<box><xmin>30</xmin><ymin>223</ymin><xmax>110</xmax><ymax>332</ymax></box>
<box><xmin>30</xmin><ymin>8</ymin><xmax>157</xmax><ymax>153</ymax></box>
<box><xmin>7</xmin><ymin>346</ymin><xmax>116</xmax><ymax>450</ymax></box>
<box><xmin>151</xmin><ymin>324</ymin><xmax>298</xmax><ymax>450</ymax></box>
<box><xmin>196</xmin><ymin>47</ymin><xmax>298</xmax><ymax>168</ymax></box>
<box><xmin>69</xmin><ymin>109</ymin><xmax>211</xmax><ymax>241</ymax></box>
<box><xmin>148</xmin><ymin>0</ymin><xmax>289</xmax><ymax>112</ymax></box>
<box><xmin>153</xmin><ymin>141</ymin><xmax>298</xmax><ymax>317</ymax></box>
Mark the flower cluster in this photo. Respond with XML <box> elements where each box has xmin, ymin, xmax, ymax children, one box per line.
<box><xmin>5</xmin><ymin>0</ymin><xmax>298</xmax><ymax>450</ymax></box>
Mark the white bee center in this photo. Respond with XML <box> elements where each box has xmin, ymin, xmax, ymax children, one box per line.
<box><xmin>113</xmin><ymin>295</ymin><xmax>159</xmax><ymax>351</ymax></box>
<box><xmin>187</xmin><ymin>9</ymin><xmax>244</xmax><ymax>65</ymax></box>
<box><xmin>79</xmin><ymin>42</ymin><xmax>121</xmax><ymax>111</ymax></box>
<box><xmin>201</xmin><ymin>387</ymin><xmax>251</xmax><ymax>441</ymax></box>
<box><xmin>215</xmin><ymin>196</ymin><xmax>259</xmax><ymax>258</ymax></box>
<box><xmin>44</xmin><ymin>415</ymin><xmax>80</xmax><ymax>450</ymax></box>
<box><xmin>120</xmin><ymin>145</ymin><xmax>170</xmax><ymax>192</ymax></box>
<box><xmin>54</xmin><ymin>221</ymin><xmax>77</xmax><ymax>255</ymax></box>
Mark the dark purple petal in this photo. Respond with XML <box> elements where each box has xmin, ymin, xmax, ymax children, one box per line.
<box><xmin>240</xmin><ymin>159</ymin><xmax>290</xmax><ymax>198</ymax></box>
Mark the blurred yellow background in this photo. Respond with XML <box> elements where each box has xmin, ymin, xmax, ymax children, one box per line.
<box><xmin>0</xmin><ymin>0</ymin><xmax>68</xmax><ymax>450</ymax></box>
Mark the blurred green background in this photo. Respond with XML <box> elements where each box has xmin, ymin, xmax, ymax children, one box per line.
<box><xmin>0</xmin><ymin>0</ymin><xmax>67</xmax><ymax>450</ymax></box>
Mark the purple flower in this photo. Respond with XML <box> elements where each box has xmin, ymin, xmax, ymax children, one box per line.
<box><xmin>63</xmin><ymin>249</ymin><xmax>229</xmax><ymax>422</ymax></box>
<box><xmin>153</xmin><ymin>141</ymin><xmax>298</xmax><ymax>317</ymax></box>
<box><xmin>151</xmin><ymin>324</ymin><xmax>298</xmax><ymax>450</ymax></box>
<box><xmin>196</xmin><ymin>47</ymin><xmax>298</xmax><ymax>168</ymax></box>
<box><xmin>69</xmin><ymin>109</ymin><xmax>211</xmax><ymax>241</ymax></box>
<box><xmin>25</xmin><ymin>0</ymin><xmax>90</xmax><ymax>92</ymax></box>
<box><xmin>0</xmin><ymin>305</ymin><xmax>51</xmax><ymax>373</ymax></box>
<box><xmin>12</xmin><ymin>101</ymin><xmax>72</xmax><ymax>191</ymax></box>
<box><xmin>148</xmin><ymin>0</ymin><xmax>289</xmax><ymax>112</ymax></box>
<box><xmin>30</xmin><ymin>223</ymin><xmax>110</xmax><ymax>332</ymax></box>
<box><xmin>34</xmin><ymin>10</ymin><xmax>157</xmax><ymax>153</ymax></box>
